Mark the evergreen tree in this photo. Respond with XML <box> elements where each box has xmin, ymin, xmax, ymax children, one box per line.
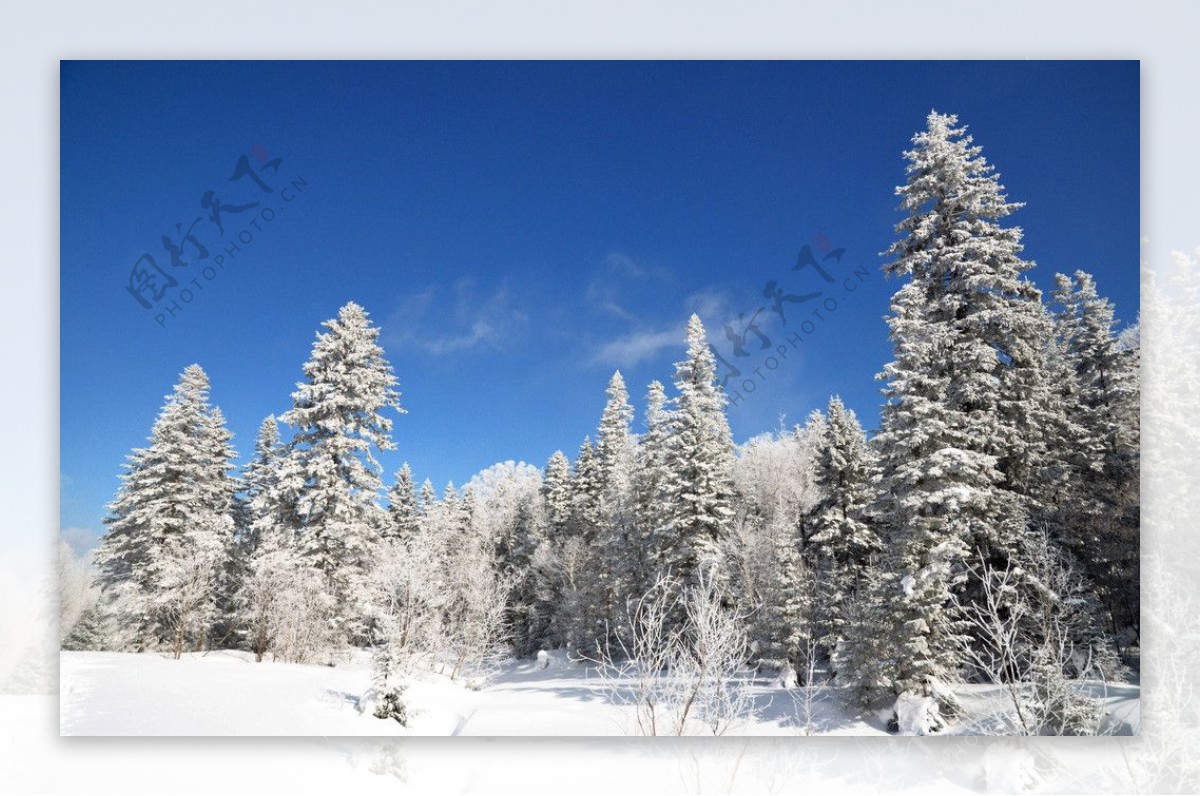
<box><xmin>633</xmin><ymin>380</ymin><xmax>675</xmax><ymax>595</ymax></box>
<box><xmin>808</xmin><ymin>396</ymin><xmax>881</xmax><ymax>659</ymax></box>
<box><xmin>557</xmin><ymin>439</ymin><xmax>603</xmax><ymax>654</ymax></box>
<box><xmin>503</xmin><ymin>498</ymin><xmax>545</xmax><ymax>655</ymax></box>
<box><xmin>278</xmin><ymin>301</ymin><xmax>404</xmax><ymax>644</ymax></box>
<box><xmin>201</xmin><ymin>406</ymin><xmax>241</xmax><ymax>646</ymax></box>
<box><xmin>459</xmin><ymin>484</ymin><xmax>479</xmax><ymax>538</ymax></box>
<box><xmin>1053</xmin><ymin>270</ymin><xmax>1141</xmax><ymax>636</ymax></box>
<box><xmin>771</xmin><ymin>517</ymin><xmax>817</xmax><ymax>679</ymax></box>
<box><xmin>541</xmin><ymin>450</ymin><xmax>573</xmax><ymax>541</ymax></box>
<box><xmin>661</xmin><ymin>315</ymin><xmax>736</xmax><ymax>592</ymax></box>
<box><xmin>534</xmin><ymin>450</ymin><xmax>573</xmax><ymax>648</ymax></box>
<box><xmin>442</xmin><ymin>482</ymin><xmax>471</xmax><ymax>539</ymax></box>
<box><xmin>594</xmin><ymin>371</ymin><xmax>638</xmax><ymax>641</ymax></box>
<box><xmin>569</xmin><ymin>437</ymin><xmax>602</xmax><ymax>541</ymax></box>
<box><xmin>1026</xmin><ymin>320</ymin><xmax>1090</xmax><ymax>521</ymax></box>
<box><xmin>239</xmin><ymin>416</ymin><xmax>284</xmax><ymax>553</ymax></box>
<box><xmin>245</xmin><ymin>415</ymin><xmax>306</xmax><ymax>564</ymax></box>
<box><xmin>872</xmin><ymin>111</ymin><xmax>1037</xmax><ymax>705</ymax></box>
<box><xmin>94</xmin><ymin>365</ymin><xmax>238</xmax><ymax>655</ymax></box>
<box><xmin>419</xmin><ymin>478</ymin><xmax>437</xmax><ymax>515</ymax></box>
<box><xmin>385</xmin><ymin>463</ymin><xmax>420</xmax><ymax>544</ymax></box>
<box><xmin>239</xmin><ymin>415</ymin><xmax>314</xmax><ymax>661</ymax></box>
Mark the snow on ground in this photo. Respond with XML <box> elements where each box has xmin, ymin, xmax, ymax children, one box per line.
<box><xmin>59</xmin><ymin>649</ymin><xmax>1138</xmax><ymax>739</ymax></box>
<box><xmin>59</xmin><ymin>649</ymin><xmax>400</xmax><ymax>736</ymax></box>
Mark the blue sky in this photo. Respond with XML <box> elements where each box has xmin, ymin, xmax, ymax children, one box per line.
<box><xmin>60</xmin><ymin>61</ymin><xmax>1139</xmax><ymax>550</ymax></box>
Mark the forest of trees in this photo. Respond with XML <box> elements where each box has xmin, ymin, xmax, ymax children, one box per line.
<box><xmin>64</xmin><ymin>111</ymin><xmax>1140</xmax><ymax>735</ymax></box>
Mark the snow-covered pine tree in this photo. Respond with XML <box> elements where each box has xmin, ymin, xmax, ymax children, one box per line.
<box><xmin>278</xmin><ymin>301</ymin><xmax>404</xmax><ymax>644</ymax></box>
<box><xmin>1024</xmin><ymin>319</ymin><xmax>1090</xmax><ymax>522</ymax></box>
<box><xmin>569</xmin><ymin>437</ymin><xmax>602</xmax><ymax>542</ymax></box>
<box><xmin>94</xmin><ymin>365</ymin><xmax>238</xmax><ymax>655</ymax></box>
<box><xmin>661</xmin><ymin>314</ymin><xmax>736</xmax><ymax>596</ymax></box>
<box><xmin>808</xmin><ymin>396</ymin><xmax>881</xmax><ymax>661</ymax></box>
<box><xmin>633</xmin><ymin>380</ymin><xmax>675</xmax><ymax>598</ymax></box>
<box><xmin>1052</xmin><ymin>270</ymin><xmax>1140</xmax><ymax>638</ymax></box>
<box><xmin>505</xmin><ymin>497</ymin><xmax>545</xmax><ymax>655</ymax></box>
<box><xmin>441</xmin><ymin>481</ymin><xmax>475</xmax><ymax>548</ymax></box>
<box><xmin>594</xmin><ymin>371</ymin><xmax>638</xmax><ymax>644</ymax></box>
<box><xmin>831</xmin><ymin>562</ymin><xmax>896</xmax><ymax>707</ymax></box>
<box><xmin>200</xmin><ymin>405</ymin><xmax>241</xmax><ymax>648</ymax></box>
<box><xmin>557</xmin><ymin>439</ymin><xmax>603</xmax><ymax>655</ymax></box>
<box><xmin>797</xmin><ymin>409</ymin><xmax>828</xmax><ymax>555</ymax></box>
<box><xmin>541</xmin><ymin>450</ymin><xmax>573</xmax><ymax>541</ymax></box>
<box><xmin>429</xmin><ymin>481</ymin><xmax>465</xmax><ymax>596</ymax></box>
<box><xmin>870</xmin><ymin>278</ymin><xmax>979</xmax><ymax>709</ymax></box>
<box><xmin>419</xmin><ymin>478</ymin><xmax>437</xmax><ymax>516</ymax></box>
<box><xmin>385</xmin><ymin>463</ymin><xmax>420</xmax><ymax>545</ymax></box>
<box><xmin>417</xmin><ymin>481</ymin><xmax>467</xmax><ymax>634</ymax></box>
<box><xmin>533</xmin><ymin>450</ymin><xmax>573</xmax><ymax>648</ymax></box>
<box><xmin>459</xmin><ymin>484</ymin><xmax>479</xmax><ymax>541</ymax></box>
<box><xmin>871</xmin><ymin>112</ymin><xmax>1037</xmax><ymax>710</ymax></box>
<box><xmin>229</xmin><ymin>420</ymin><xmax>274</xmax><ymax>586</ymax></box>
<box><xmin>238</xmin><ymin>414</ymin><xmax>328</xmax><ymax>662</ymax></box>
<box><xmin>238</xmin><ymin>417</ymin><xmax>284</xmax><ymax>554</ymax></box>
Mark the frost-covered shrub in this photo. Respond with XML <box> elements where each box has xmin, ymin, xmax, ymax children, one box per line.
<box><xmin>595</xmin><ymin>570</ymin><xmax>756</xmax><ymax>736</ymax></box>
<box><xmin>893</xmin><ymin>693</ymin><xmax>946</xmax><ymax>736</ymax></box>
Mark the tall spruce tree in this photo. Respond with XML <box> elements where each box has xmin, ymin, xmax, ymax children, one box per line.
<box><xmin>661</xmin><ymin>314</ymin><xmax>736</xmax><ymax>592</ymax></box>
<box><xmin>202</xmin><ymin>406</ymin><xmax>241</xmax><ymax>645</ymax></box>
<box><xmin>95</xmin><ymin>365</ymin><xmax>238</xmax><ymax>654</ymax></box>
<box><xmin>278</xmin><ymin>301</ymin><xmax>404</xmax><ymax>643</ymax></box>
<box><xmin>808</xmin><ymin>396</ymin><xmax>881</xmax><ymax>659</ymax></box>
<box><xmin>1052</xmin><ymin>270</ymin><xmax>1140</xmax><ymax>637</ymax></box>
<box><xmin>239</xmin><ymin>414</ymin><xmax>302</xmax><ymax>661</ymax></box>
<box><xmin>594</xmin><ymin>371</ymin><xmax>638</xmax><ymax>641</ymax></box>
<box><xmin>872</xmin><ymin>111</ymin><xmax>1039</xmax><ymax>705</ymax></box>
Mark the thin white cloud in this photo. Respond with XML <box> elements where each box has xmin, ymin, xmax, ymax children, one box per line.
<box><xmin>590</xmin><ymin>288</ymin><xmax>737</xmax><ymax>367</ymax></box>
<box><xmin>585</xmin><ymin>282</ymin><xmax>636</xmax><ymax>322</ymax></box>
<box><xmin>384</xmin><ymin>279</ymin><xmax>527</xmax><ymax>355</ymax></box>
<box><xmin>603</xmin><ymin>251</ymin><xmax>647</xmax><ymax>278</ymax></box>
<box><xmin>684</xmin><ymin>288</ymin><xmax>735</xmax><ymax>328</ymax></box>
<box><xmin>420</xmin><ymin>318</ymin><xmax>500</xmax><ymax>355</ymax></box>
<box><xmin>591</xmin><ymin>327</ymin><xmax>684</xmax><ymax>367</ymax></box>
<box><xmin>585</xmin><ymin>252</ymin><xmax>669</xmax><ymax>321</ymax></box>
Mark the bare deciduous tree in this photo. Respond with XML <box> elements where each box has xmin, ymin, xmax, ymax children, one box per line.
<box><xmin>594</xmin><ymin>569</ymin><xmax>758</xmax><ymax>736</ymax></box>
<box><xmin>956</xmin><ymin>531</ymin><xmax>1117</xmax><ymax>735</ymax></box>
<box><xmin>58</xmin><ymin>540</ymin><xmax>99</xmax><ymax>644</ymax></box>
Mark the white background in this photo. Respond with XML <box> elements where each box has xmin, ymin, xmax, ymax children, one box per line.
<box><xmin>1</xmin><ymin>2</ymin><xmax>1197</xmax><ymax>793</ymax></box>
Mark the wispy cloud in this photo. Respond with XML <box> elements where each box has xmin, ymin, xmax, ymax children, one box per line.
<box><xmin>683</xmin><ymin>288</ymin><xmax>734</xmax><ymax>327</ymax></box>
<box><xmin>384</xmin><ymin>278</ymin><xmax>527</xmax><ymax>356</ymax></box>
<box><xmin>592</xmin><ymin>327</ymin><xmax>684</xmax><ymax>367</ymax></box>
<box><xmin>585</xmin><ymin>252</ymin><xmax>666</xmax><ymax>321</ymax></box>
<box><xmin>590</xmin><ymin>288</ymin><xmax>737</xmax><ymax>368</ymax></box>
